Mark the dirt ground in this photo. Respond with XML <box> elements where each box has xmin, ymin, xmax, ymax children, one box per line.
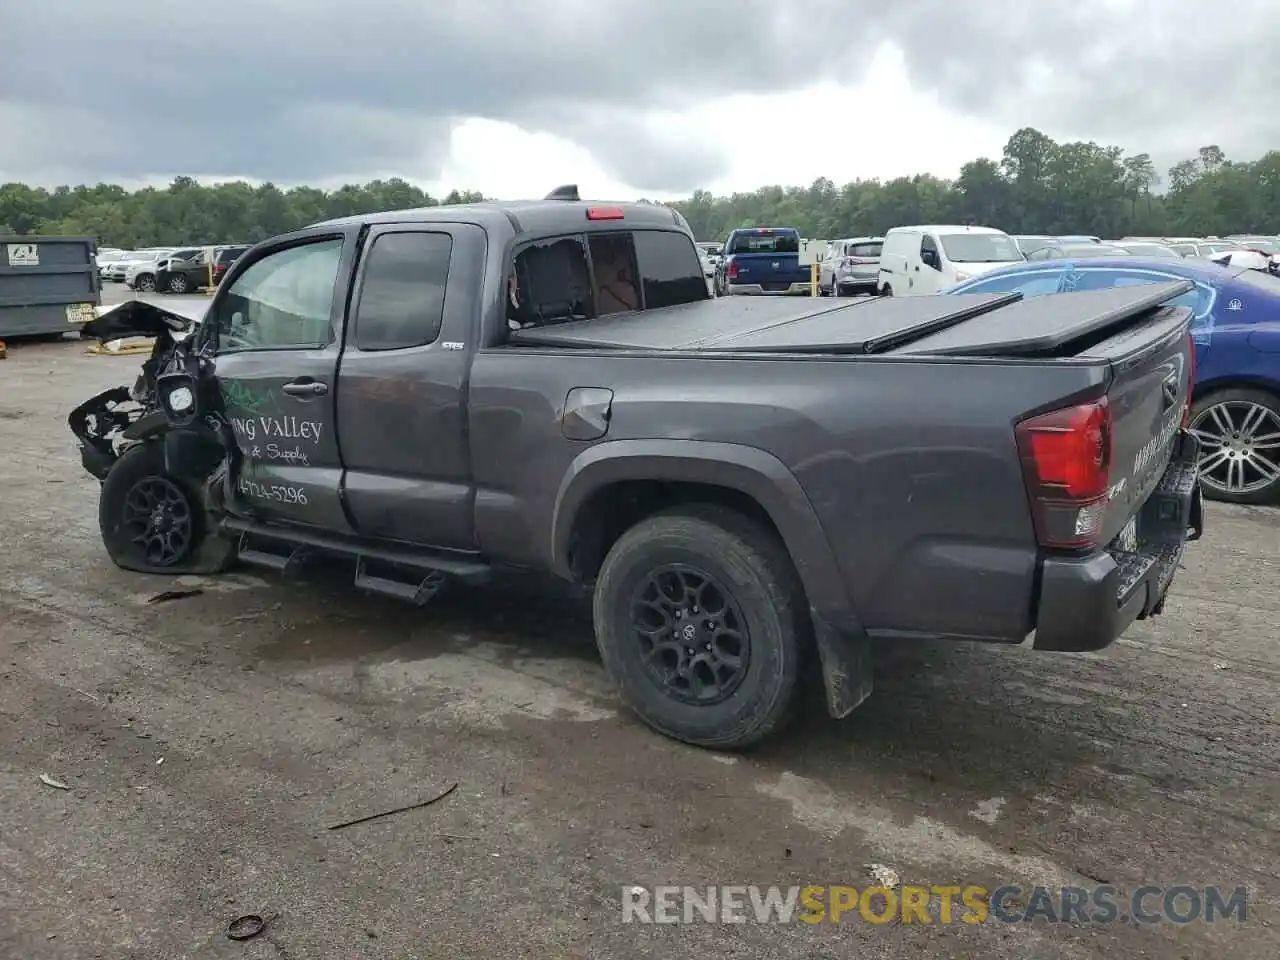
<box><xmin>1</xmin><ymin>319</ymin><xmax>1277</xmax><ymax>959</ymax></box>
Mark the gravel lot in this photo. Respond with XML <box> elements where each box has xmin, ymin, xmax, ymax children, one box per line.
<box><xmin>1</xmin><ymin>291</ymin><xmax>1277</xmax><ymax>959</ymax></box>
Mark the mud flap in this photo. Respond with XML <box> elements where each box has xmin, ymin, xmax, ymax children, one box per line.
<box><xmin>811</xmin><ymin>610</ymin><xmax>874</xmax><ymax>719</ymax></box>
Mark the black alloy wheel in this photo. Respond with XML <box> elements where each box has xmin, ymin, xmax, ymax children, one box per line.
<box><xmin>121</xmin><ymin>475</ymin><xmax>194</xmax><ymax>566</ymax></box>
<box><xmin>631</xmin><ymin>563</ymin><xmax>751</xmax><ymax>705</ymax></box>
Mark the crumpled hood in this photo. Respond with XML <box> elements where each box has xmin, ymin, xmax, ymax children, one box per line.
<box><xmin>81</xmin><ymin>299</ymin><xmax>205</xmax><ymax>342</ymax></box>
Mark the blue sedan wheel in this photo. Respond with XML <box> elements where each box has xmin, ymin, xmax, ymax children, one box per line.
<box><xmin>1188</xmin><ymin>387</ymin><xmax>1280</xmax><ymax>504</ymax></box>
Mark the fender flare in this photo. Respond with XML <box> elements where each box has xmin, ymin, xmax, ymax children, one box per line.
<box><xmin>550</xmin><ymin>438</ymin><xmax>858</xmax><ymax>630</ymax></box>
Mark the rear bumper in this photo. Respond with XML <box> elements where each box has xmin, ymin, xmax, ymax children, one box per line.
<box><xmin>1032</xmin><ymin>432</ymin><xmax>1204</xmax><ymax>652</ymax></box>
<box><xmin>726</xmin><ymin>281</ymin><xmax>813</xmax><ymax>296</ymax></box>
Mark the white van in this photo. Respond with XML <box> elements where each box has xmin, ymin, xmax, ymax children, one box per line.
<box><xmin>876</xmin><ymin>225</ymin><xmax>1024</xmax><ymax>296</ymax></box>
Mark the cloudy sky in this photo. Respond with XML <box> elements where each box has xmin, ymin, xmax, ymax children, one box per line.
<box><xmin>1</xmin><ymin>0</ymin><xmax>1276</xmax><ymax>200</ymax></box>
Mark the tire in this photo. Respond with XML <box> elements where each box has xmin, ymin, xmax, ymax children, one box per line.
<box><xmin>166</xmin><ymin>272</ymin><xmax>191</xmax><ymax>294</ymax></box>
<box><xmin>98</xmin><ymin>442</ymin><xmax>232</xmax><ymax>574</ymax></box>
<box><xmin>880</xmin><ymin>283</ymin><xmax>893</xmax><ymax>297</ymax></box>
<box><xmin>1188</xmin><ymin>387</ymin><xmax>1280</xmax><ymax>504</ymax></box>
<box><xmin>135</xmin><ymin>273</ymin><xmax>156</xmax><ymax>293</ymax></box>
<box><xmin>592</xmin><ymin>504</ymin><xmax>810</xmax><ymax>749</ymax></box>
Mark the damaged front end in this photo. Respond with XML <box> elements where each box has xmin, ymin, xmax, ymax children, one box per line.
<box><xmin>70</xmin><ymin>300</ymin><xmax>238</xmax><ymax>574</ymax></box>
<box><xmin>69</xmin><ymin>300</ymin><xmax>201</xmax><ymax>480</ymax></box>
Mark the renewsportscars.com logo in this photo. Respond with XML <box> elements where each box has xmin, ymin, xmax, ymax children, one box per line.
<box><xmin>621</xmin><ymin>884</ymin><xmax>1248</xmax><ymax>925</ymax></box>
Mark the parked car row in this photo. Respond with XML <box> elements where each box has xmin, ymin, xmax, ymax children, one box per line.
<box><xmin>96</xmin><ymin>244</ymin><xmax>249</xmax><ymax>293</ymax></box>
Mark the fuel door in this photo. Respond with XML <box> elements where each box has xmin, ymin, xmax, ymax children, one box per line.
<box><xmin>562</xmin><ymin>387</ymin><xmax>613</xmax><ymax>440</ymax></box>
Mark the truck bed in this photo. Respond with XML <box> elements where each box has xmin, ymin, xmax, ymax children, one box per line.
<box><xmin>509</xmin><ymin>280</ymin><xmax>1193</xmax><ymax>358</ymax></box>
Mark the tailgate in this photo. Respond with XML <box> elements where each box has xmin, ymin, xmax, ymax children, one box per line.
<box><xmin>729</xmin><ymin>253</ymin><xmax>807</xmax><ymax>287</ymax></box>
<box><xmin>1087</xmin><ymin>307</ymin><xmax>1195</xmax><ymax>545</ymax></box>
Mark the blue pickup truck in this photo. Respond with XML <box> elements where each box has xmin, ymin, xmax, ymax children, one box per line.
<box><xmin>714</xmin><ymin>227</ymin><xmax>812</xmax><ymax>296</ymax></box>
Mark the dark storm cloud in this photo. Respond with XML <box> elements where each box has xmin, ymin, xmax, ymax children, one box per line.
<box><xmin>0</xmin><ymin>0</ymin><xmax>1276</xmax><ymax>191</ymax></box>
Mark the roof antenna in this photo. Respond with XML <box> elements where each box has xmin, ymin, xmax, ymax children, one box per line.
<box><xmin>545</xmin><ymin>184</ymin><xmax>580</xmax><ymax>201</ymax></box>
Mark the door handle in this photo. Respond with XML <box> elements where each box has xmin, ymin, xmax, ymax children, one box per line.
<box><xmin>282</xmin><ymin>380</ymin><xmax>327</xmax><ymax>397</ymax></box>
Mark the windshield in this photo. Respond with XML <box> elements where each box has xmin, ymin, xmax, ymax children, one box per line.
<box><xmin>728</xmin><ymin>232</ymin><xmax>799</xmax><ymax>255</ymax></box>
<box><xmin>939</xmin><ymin>233</ymin><xmax>1023</xmax><ymax>263</ymax></box>
<box><xmin>1015</xmin><ymin>237</ymin><xmax>1052</xmax><ymax>255</ymax></box>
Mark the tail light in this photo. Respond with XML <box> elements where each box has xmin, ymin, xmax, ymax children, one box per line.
<box><xmin>1015</xmin><ymin>397</ymin><xmax>1112</xmax><ymax>549</ymax></box>
<box><xmin>727</xmin><ymin>260</ymin><xmax>739</xmax><ymax>280</ymax></box>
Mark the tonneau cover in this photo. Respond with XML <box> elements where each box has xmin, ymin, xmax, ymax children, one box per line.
<box><xmin>508</xmin><ymin>280</ymin><xmax>1192</xmax><ymax>357</ymax></box>
<box><xmin>895</xmin><ymin>280</ymin><xmax>1193</xmax><ymax>356</ymax></box>
<box><xmin>510</xmin><ymin>292</ymin><xmax>1017</xmax><ymax>353</ymax></box>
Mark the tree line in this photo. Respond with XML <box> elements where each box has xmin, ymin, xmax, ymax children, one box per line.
<box><xmin>0</xmin><ymin>127</ymin><xmax>1275</xmax><ymax>248</ymax></box>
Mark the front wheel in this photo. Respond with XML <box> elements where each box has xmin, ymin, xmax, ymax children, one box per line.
<box><xmin>166</xmin><ymin>272</ymin><xmax>191</xmax><ymax>294</ymax></box>
<box><xmin>135</xmin><ymin>273</ymin><xmax>156</xmax><ymax>292</ymax></box>
<box><xmin>98</xmin><ymin>443</ymin><xmax>234</xmax><ymax>574</ymax></box>
<box><xmin>1188</xmin><ymin>387</ymin><xmax>1280</xmax><ymax>504</ymax></box>
<box><xmin>593</xmin><ymin>505</ymin><xmax>809</xmax><ymax>749</ymax></box>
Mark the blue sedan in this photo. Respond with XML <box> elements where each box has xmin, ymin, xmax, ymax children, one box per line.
<box><xmin>948</xmin><ymin>257</ymin><xmax>1280</xmax><ymax>504</ymax></box>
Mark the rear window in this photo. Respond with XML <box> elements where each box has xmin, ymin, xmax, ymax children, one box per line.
<box><xmin>728</xmin><ymin>231</ymin><xmax>799</xmax><ymax>255</ymax></box>
<box><xmin>631</xmin><ymin>231</ymin><xmax>708</xmax><ymax>308</ymax></box>
<box><xmin>848</xmin><ymin>242</ymin><xmax>882</xmax><ymax>258</ymax></box>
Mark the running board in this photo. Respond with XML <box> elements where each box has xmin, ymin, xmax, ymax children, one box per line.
<box><xmin>354</xmin><ymin>558</ymin><xmax>446</xmax><ymax>606</ymax></box>
<box><xmin>236</xmin><ymin>534</ymin><xmax>309</xmax><ymax>575</ymax></box>
<box><xmin>221</xmin><ymin>516</ymin><xmax>491</xmax><ymax>584</ymax></box>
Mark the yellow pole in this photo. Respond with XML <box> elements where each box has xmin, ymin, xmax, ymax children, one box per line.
<box><xmin>811</xmin><ymin>258</ymin><xmax>818</xmax><ymax>297</ymax></box>
<box><xmin>207</xmin><ymin>255</ymin><xmax>214</xmax><ymax>293</ymax></box>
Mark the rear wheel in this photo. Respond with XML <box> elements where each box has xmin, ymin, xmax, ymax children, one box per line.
<box><xmin>592</xmin><ymin>505</ymin><xmax>809</xmax><ymax>749</ymax></box>
<box><xmin>1188</xmin><ymin>387</ymin><xmax>1280</xmax><ymax>503</ymax></box>
<box><xmin>135</xmin><ymin>273</ymin><xmax>156</xmax><ymax>292</ymax></box>
<box><xmin>167</xmin><ymin>272</ymin><xmax>191</xmax><ymax>294</ymax></box>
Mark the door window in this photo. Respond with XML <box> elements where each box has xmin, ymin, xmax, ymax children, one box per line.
<box><xmin>630</xmin><ymin>230</ymin><xmax>709</xmax><ymax>308</ymax></box>
<box><xmin>353</xmin><ymin>231</ymin><xmax>452</xmax><ymax>351</ymax></box>
<box><xmin>920</xmin><ymin>235</ymin><xmax>941</xmax><ymax>271</ymax></box>
<box><xmin>210</xmin><ymin>238</ymin><xmax>343</xmax><ymax>352</ymax></box>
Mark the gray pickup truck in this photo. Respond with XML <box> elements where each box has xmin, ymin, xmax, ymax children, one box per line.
<box><xmin>70</xmin><ymin>188</ymin><xmax>1204</xmax><ymax>749</ymax></box>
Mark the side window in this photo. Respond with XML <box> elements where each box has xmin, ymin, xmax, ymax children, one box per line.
<box><xmin>353</xmin><ymin>231</ymin><xmax>452</xmax><ymax>351</ymax></box>
<box><xmin>631</xmin><ymin>231</ymin><xmax>709</xmax><ymax>309</ymax></box>
<box><xmin>956</xmin><ymin>270</ymin><xmax>1063</xmax><ymax>297</ymax></box>
<box><xmin>1027</xmin><ymin>247</ymin><xmax>1052</xmax><ymax>261</ymax></box>
<box><xmin>210</xmin><ymin>238</ymin><xmax>343</xmax><ymax>352</ymax></box>
<box><xmin>920</xmin><ymin>235</ymin><xmax>940</xmax><ymax>270</ymax></box>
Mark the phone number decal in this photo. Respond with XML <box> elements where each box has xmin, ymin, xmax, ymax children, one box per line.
<box><xmin>238</xmin><ymin>477</ymin><xmax>309</xmax><ymax>505</ymax></box>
